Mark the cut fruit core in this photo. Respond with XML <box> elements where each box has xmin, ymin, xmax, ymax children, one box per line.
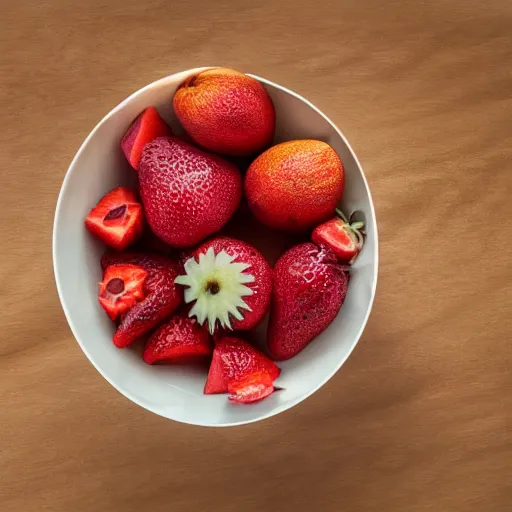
<box><xmin>104</xmin><ymin>205</ymin><xmax>127</xmax><ymax>222</ymax></box>
<box><xmin>206</xmin><ymin>281</ymin><xmax>220</xmax><ymax>295</ymax></box>
<box><xmin>106</xmin><ymin>278</ymin><xmax>125</xmax><ymax>294</ymax></box>
<box><xmin>174</xmin><ymin>247</ymin><xmax>254</xmax><ymax>334</ymax></box>
<box><xmin>98</xmin><ymin>264</ymin><xmax>148</xmax><ymax>320</ymax></box>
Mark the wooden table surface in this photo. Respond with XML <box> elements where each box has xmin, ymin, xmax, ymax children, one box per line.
<box><xmin>1</xmin><ymin>0</ymin><xmax>511</xmax><ymax>510</ymax></box>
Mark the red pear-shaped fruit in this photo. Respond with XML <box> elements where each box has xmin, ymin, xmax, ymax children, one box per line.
<box><xmin>173</xmin><ymin>68</ymin><xmax>275</xmax><ymax>156</ymax></box>
<box><xmin>267</xmin><ymin>243</ymin><xmax>349</xmax><ymax>360</ymax></box>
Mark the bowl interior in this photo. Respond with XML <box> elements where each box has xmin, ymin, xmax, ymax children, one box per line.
<box><xmin>53</xmin><ymin>68</ymin><xmax>377</xmax><ymax>426</ymax></box>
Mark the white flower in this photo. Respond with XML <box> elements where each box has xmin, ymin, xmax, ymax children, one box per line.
<box><xmin>174</xmin><ymin>247</ymin><xmax>254</xmax><ymax>334</ymax></box>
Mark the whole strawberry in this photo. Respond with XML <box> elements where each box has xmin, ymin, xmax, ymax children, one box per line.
<box><xmin>267</xmin><ymin>242</ymin><xmax>349</xmax><ymax>361</ymax></box>
<box><xmin>139</xmin><ymin>137</ymin><xmax>242</xmax><ymax>248</ymax></box>
<box><xmin>175</xmin><ymin>237</ymin><xmax>272</xmax><ymax>334</ymax></box>
<box><xmin>101</xmin><ymin>252</ymin><xmax>182</xmax><ymax>348</ymax></box>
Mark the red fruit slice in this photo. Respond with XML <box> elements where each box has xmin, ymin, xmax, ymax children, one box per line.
<box><xmin>121</xmin><ymin>107</ymin><xmax>172</xmax><ymax>171</ymax></box>
<box><xmin>228</xmin><ymin>372</ymin><xmax>274</xmax><ymax>404</ymax></box>
<box><xmin>143</xmin><ymin>314</ymin><xmax>211</xmax><ymax>365</ymax></box>
<box><xmin>101</xmin><ymin>252</ymin><xmax>182</xmax><ymax>348</ymax></box>
<box><xmin>98</xmin><ymin>264</ymin><xmax>148</xmax><ymax>320</ymax></box>
<box><xmin>204</xmin><ymin>337</ymin><xmax>280</xmax><ymax>397</ymax></box>
<box><xmin>311</xmin><ymin>209</ymin><xmax>365</xmax><ymax>263</ymax></box>
<box><xmin>85</xmin><ymin>187</ymin><xmax>144</xmax><ymax>251</ymax></box>
<box><xmin>204</xmin><ymin>348</ymin><xmax>227</xmax><ymax>394</ymax></box>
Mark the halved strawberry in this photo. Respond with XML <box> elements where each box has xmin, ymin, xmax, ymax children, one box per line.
<box><xmin>204</xmin><ymin>337</ymin><xmax>280</xmax><ymax>402</ymax></box>
<box><xmin>85</xmin><ymin>187</ymin><xmax>144</xmax><ymax>251</ymax></box>
<box><xmin>98</xmin><ymin>264</ymin><xmax>147</xmax><ymax>320</ymax></box>
<box><xmin>143</xmin><ymin>313</ymin><xmax>211</xmax><ymax>365</ymax></box>
<box><xmin>311</xmin><ymin>209</ymin><xmax>365</xmax><ymax>263</ymax></box>
<box><xmin>101</xmin><ymin>252</ymin><xmax>183</xmax><ymax>348</ymax></box>
<box><xmin>121</xmin><ymin>107</ymin><xmax>172</xmax><ymax>171</ymax></box>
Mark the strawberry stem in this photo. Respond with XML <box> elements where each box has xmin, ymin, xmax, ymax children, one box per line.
<box><xmin>350</xmin><ymin>221</ymin><xmax>365</xmax><ymax>231</ymax></box>
<box><xmin>335</xmin><ymin>209</ymin><xmax>366</xmax><ymax>250</ymax></box>
<box><xmin>335</xmin><ymin>208</ymin><xmax>349</xmax><ymax>223</ymax></box>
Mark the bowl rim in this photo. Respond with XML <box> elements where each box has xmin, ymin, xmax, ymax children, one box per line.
<box><xmin>52</xmin><ymin>67</ymin><xmax>379</xmax><ymax>427</ymax></box>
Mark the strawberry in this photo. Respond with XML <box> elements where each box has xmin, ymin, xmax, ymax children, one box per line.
<box><xmin>139</xmin><ymin>137</ymin><xmax>242</xmax><ymax>248</ymax></box>
<box><xmin>175</xmin><ymin>237</ymin><xmax>272</xmax><ymax>334</ymax></box>
<box><xmin>267</xmin><ymin>243</ymin><xmax>349</xmax><ymax>361</ymax></box>
<box><xmin>85</xmin><ymin>187</ymin><xmax>144</xmax><ymax>251</ymax></box>
<box><xmin>204</xmin><ymin>337</ymin><xmax>280</xmax><ymax>404</ymax></box>
<box><xmin>143</xmin><ymin>313</ymin><xmax>212</xmax><ymax>365</ymax></box>
<box><xmin>121</xmin><ymin>106</ymin><xmax>172</xmax><ymax>171</ymax></box>
<box><xmin>311</xmin><ymin>209</ymin><xmax>365</xmax><ymax>263</ymax></box>
<box><xmin>227</xmin><ymin>372</ymin><xmax>274</xmax><ymax>404</ymax></box>
<box><xmin>98</xmin><ymin>264</ymin><xmax>147</xmax><ymax>320</ymax></box>
<box><xmin>101</xmin><ymin>252</ymin><xmax>182</xmax><ymax>348</ymax></box>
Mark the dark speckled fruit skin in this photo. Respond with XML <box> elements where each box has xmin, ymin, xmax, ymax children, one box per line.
<box><xmin>191</xmin><ymin>236</ymin><xmax>272</xmax><ymax>331</ymax></box>
<box><xmin>139</xmin><ymin>137</ymin><xmax>242</xmax><ymax>248</ymax></box>
<box><xmin>245</xmin><ymin>140</ymin><xmax>345</xmax><ymax>232</ymax></box>
<box><xmin>101</xmin><ymin>252</ymin><xmax>182</xmax><ymax>348</ymax></box>
<box><xmin>267</xmin><ymin>242</ymin><xmax>348</xmax><ymax>361</ymax></box>
<box><xmin>173</xmin><ymin>68</ymin><xmax>275</xmax><ymax>157</ymax></box>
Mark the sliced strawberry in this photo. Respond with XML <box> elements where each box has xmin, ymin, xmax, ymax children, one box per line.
<box><xmin>143</xmin><ymin>313</ymin><xmax>211</xmax><ymax>365</ymax></box>
<box><xmin>311</xmin><ymin>209</ymin><xmax>365</xmax><ymax>263</ymax></box>
<box><xmin>85</xmin><ymin>187</ymin><xmax>144</xmax><ymax>251</ymax></box>
<box><xmin>98</xmin><ymin>264</ymin><xmax>147</xmax><ymax>320</ymax></box>
<box><xmin>228</xmin><ymin>372</ymin><xmax>274</xmax><ymax>404</ymax></box>
<box><xmin>204</xmin><ymin>348</ymin><xmax>227</xmax><ymax>394</ymax></box>
<box><xmin>121</xmin><ymin>107</ymin><xmax>172</xmax><ymax>171</ymax></box>
<box><xmin>101</xmin><ymin>252</ymin><xmax>183</xmax><ymax>348</ymax></box>
<box><xmin>204</xmin><ymin>337</ymin><xmax>280</xmax><ymax>398</ymax></box>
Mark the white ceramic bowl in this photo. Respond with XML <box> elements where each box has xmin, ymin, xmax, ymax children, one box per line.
<box><xmin>53</xmin><ymin>67</ymin><xmax>378</xmax><ymax>427</ymax></box>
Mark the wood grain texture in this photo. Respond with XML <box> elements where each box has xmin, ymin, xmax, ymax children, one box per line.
<box><xmin>1</xmin><ymin>0</ymin><xmax>511</xmax><ymax>510</ymax></box>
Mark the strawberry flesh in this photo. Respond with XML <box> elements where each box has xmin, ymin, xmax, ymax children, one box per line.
<box><xmin>143</xmin><ymin>313</ymin><xmax>212</xmax><ymax>365</ymax></box>
<box><xmin>98</xmin><ymin>264</ymin><xmax>147</xmax><ymax>320</ymax></box>
<box><xmin>228</xmin><ymin>372</ymin><xmax>274</xmax><ymax>404</ymax></box>
<box><xmin>203</xmin><ymin>348</ymin><xmax>227</xmax><ymax>394</ymax></box>
<box><xmin>101</xmin><ymin>252</ymin><xmax>182</xmax><ymax>348</ymax></box>
<box><xmin>85</xmin><ymin>187</ymin><xmax>144</xmax><ymax>251</ymax></box>
<box><xmin>204</xmin><ymin>337</ymin><xmax>280</xmax><ymax>400</ymax></box>
<box><xmin>121</xmin><ymin>107</ymin><xmax>172</xmax><ymax>171</ymax></box>
<box><xmin>311</xmin><ymin>216</ymin><xmax>362</xmax><ymax>263</ymax></box>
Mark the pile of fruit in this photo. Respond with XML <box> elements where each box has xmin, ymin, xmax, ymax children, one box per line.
<box><xmin>85</xmin><ymin>68</ymin><xmax>365</xmax><ymax>405</ymax></box>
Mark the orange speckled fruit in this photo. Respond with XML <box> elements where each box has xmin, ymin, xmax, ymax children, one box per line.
<box><xmin>244</xmin><ymin>140</ymin><xmax>345</xmax><ymax>232</ymax></box>
<box><xmin>173</xmin><ymin>68</ymin><xmax>275</xmax><ymax>157</ymax></box>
